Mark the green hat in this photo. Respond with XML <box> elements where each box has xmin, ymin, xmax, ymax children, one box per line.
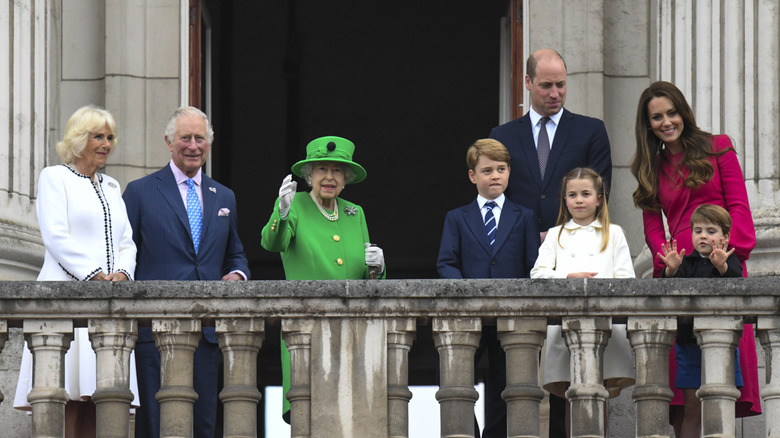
<box><xmin>291</xmin><ymin>136</ymin><xmax>367</xmax><ymax>184</ymax></box>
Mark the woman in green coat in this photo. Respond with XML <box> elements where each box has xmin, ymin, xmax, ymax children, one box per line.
<box><xmin>261</xmin><ymin>135</ymin><xmax>385</xmax><ymax>421</ymax></box>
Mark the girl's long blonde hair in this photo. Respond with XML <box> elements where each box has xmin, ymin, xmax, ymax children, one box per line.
<box><xmin>556</xmin><ymin>167</ymin><xmax>610</xmax><ymax>252</ymax></box>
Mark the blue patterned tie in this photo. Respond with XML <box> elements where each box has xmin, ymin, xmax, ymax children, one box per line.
<box><xmin>186</xmin><ymin>178</ymin><xmax>202</xmax><ymax>253</ymax></box>
<box><xmin>484</xmin><ymin>201</ymin><xmax>497</xmax><ymax>246</ymax></box>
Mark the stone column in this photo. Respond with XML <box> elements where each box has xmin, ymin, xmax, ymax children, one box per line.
<box><xmin>562</xmin><ymin>317</ymin><xmax>611</xmax><ymax>438</ymax></box>
<box><xmin>216</xmin><ymin>317</ymin><xmax>265</xmax><ymax>438</ymax></box>
<box><xmin>0</xmin><ymin>320</ymin><xmax>6</xmax><ymax>404</ymax></box>
<box><xmin>89</xmin><ymin>319</ymin><xmax>138</xmax><ymax>438</ymax></box>
<box><xmin>0</xmin><ymin>0</ymin><xmax>47</xmax><ymax>281</ymax></box>
<box><xmin>153</xmin><ymin>319</ymin><xmax>201</xmax><ymax>438</ymax></box>
<box><xmin>433</xmin><ymin>317</ymin><xmax>481</xmax><ymax>438</ymax></box>
<box><xmin>627</xmin><ymin>317</ymin><xmax>676</xmax><ymax>438</ymax></box>
<box><xmin>498</xmin><ymin>317</ymin><xmax>546</xmax><ymax>438</ymax></box>
<box><xmin>282</xmin><ymin>318</ymin><xmax>315</xmax><ymax>438</ymax></box>
<box><xmin>387</xmin><ymin>318</ymin><xmax>416</xmax><ymax>438</ymax></box>
<box><xmin>758</xmin><ymin>316</ymin><xmax>780</xmax><ymax>438</ymax></box>
<box><xmin>695</xmin><ymin>316</ymin><xmax>742</xmax><ymax>438</ymax></box>
<box><xmin>24</xmin><ymin>319</ymin><xmax>73</xmax><ymax>438</ymax></box>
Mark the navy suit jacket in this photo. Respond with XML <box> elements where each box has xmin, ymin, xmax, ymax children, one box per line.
<box><xmin>437</xmin><ymin>198</ymin><xmax>540</xmax><ymax>279</ymax></box>
<box><xmin>123</xmin><ymin>165</ymin><xmax>250</xmax><ymax>342</ymax></box>
<box><xmin>489</xmin><ymin>109</ymin><xmax>612</xmax><ymax>232</ymax></box>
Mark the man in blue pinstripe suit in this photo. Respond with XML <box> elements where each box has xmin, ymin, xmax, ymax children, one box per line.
<box><xmin>124</xmin><ymin>106</ymin><xmax>250</xmax><ymax>438</ymax></box>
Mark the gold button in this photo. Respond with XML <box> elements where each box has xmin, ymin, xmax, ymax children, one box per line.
<box><xmin>333</xmin><ymin>235</ymin><xmax>340</xmax><ymax>242</ymax></box>
<box><xmin>337</xmin><ymin>258</ymin><xmax>344</xmax><ymax>265</ymax></box>
<box><xmin>273</xmin><ymin>219</ymin><xmax>277</xmax><ymax>224</ymax></box>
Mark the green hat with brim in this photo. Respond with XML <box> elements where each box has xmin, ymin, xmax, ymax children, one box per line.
<box><xmin>291</xmin><ymin>136</ymin><xmax>367</xmax><ymax>184</ymax></box>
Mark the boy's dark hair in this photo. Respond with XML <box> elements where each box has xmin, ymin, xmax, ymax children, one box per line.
<box><xmin>466</xmin><ymin>139</ymin><xmax>511</xmax><ymax>171</ymax></box>
<box><xmin>690</xmin><ymin>204</ymin><xmax>732</xmax><ymax>234</ymax></box>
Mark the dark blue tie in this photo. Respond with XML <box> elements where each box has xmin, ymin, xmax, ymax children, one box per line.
<box><xmin>484</xmin><ymin>201</ymin><xmax>497</xmax><ymax>246</ymax></box>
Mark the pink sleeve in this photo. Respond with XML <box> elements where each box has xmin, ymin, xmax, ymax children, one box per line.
<box><xmin>642</xmin><ymin>208</ymin><xmax>667</xmax><ymax>276</ymax></box>
<box><xmin>714</xmin><ymin>137</ymin><xmax>756</xmax><ymax>261</ymax></box>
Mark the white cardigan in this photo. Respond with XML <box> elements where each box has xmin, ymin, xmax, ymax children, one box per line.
<box><xmin>36</xmin><ymin>165</ymin><xmax>136</xmax><ymax>281</ymax></box>
<box><xmin>531</xmin><ymin>219</ymin><xmax>635</xmax><ymax>279</ymax></box>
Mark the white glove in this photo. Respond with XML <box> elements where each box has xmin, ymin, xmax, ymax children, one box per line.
<box><xmin>364</xmin><ymin>243</ymin><xmax>384</xmax><ymax>273</ymax></box>
<box><xmin>279</xmin><ymin>174</ymin><xmax>297</xmax><ymax>219</ymax></box>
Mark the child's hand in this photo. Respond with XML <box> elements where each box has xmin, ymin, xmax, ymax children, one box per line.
<box><xmin>567</xmin><ymin>272</ymin><xmax>598</xmax><ymax>278</ymax></box>
<box><xmin>657</xmin><ymin>239</ymin><xmax>685</xmax><ymax>277</ymax></box>
<box><xmin>709</xmin><ymin>238</ymin><xmax>735</xmax><ymax>274</ymax></box>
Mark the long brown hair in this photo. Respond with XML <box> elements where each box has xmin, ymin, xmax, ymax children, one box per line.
<box><xmin>556</xmin><ymin>167</ymin><xmax>610</xmax><ymax>252</ymax></box>
<box><xmin>631</xmin><ymin>81</ymin><xmax>733</xmax><ymax>211</ymax></box>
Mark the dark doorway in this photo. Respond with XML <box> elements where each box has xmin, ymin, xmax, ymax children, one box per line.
<box><xmin>201</xmin><ymin>2</ymin><xmax>509</xmax><ymax>434</ymax></box>
<box><xmin>205</xmin><ymin>1</ymin><xmax>506</xmax><ymax>280</ymax></box>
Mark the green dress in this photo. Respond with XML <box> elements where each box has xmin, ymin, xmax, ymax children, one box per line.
<box><xmin>261</xmin><ymin>191</ymin><xmax>383</xmax><ymax>418</ymax></box>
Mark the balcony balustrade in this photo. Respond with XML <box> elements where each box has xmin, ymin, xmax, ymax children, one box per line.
<box><xmin>0</xmin><ymin>277</ymin><xmax>777</xmax><ymax>438</ymax></box>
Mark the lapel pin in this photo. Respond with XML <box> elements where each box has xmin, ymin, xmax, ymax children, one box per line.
<box><xmin>209</xmin><ymin>187</ymin><xmax>216</xmax><ymax>193</ymax></box>
<box><xmin>108</xmin><ymin>182</ymin><xmax>117</xmax><ymax>188</ymax></box>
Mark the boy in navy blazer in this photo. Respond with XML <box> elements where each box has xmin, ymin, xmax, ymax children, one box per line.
<box><xmin>437</xmin><ymin>139</ymin><xmax>540</xmax><ymax>438</ymax></box>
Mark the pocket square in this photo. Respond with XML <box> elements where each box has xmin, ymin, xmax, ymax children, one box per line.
<box><xmin>218</xmin><ymin>208</ymin><xmax>230</xmax><ymax>217</ymax></box>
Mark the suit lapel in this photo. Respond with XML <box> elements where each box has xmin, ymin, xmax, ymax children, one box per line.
<box><xmin>516</xmin><ymin>115</ymin><xmax>544</xmax><ymax>188</ymax></box>
<box><xmin>492</xmin><ymin>201</ymin><xmax>518</xmax><ymax>254</ymax></box>
<box><xmin>201</xmin><ymin>174</ymin><xmax>218</xmax><ymax>240</ymax></box>
<box><xmin>464</xmin><ymin>200</ymin><xmax>492</xmax><ymax>255</ymax></box>
<box><xmin>543</xmin><ymin>109</ymin><xmax>574</xmax><ymax>191</ymax></box>
<box><xmin>156</xmin><ymin>166</ymin><xmax>191</xmax><ymax>233</ymax></box>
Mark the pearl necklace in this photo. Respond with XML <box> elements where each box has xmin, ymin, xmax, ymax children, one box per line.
<box><xmin>310</xmin><ymin>191</ymin><xmax>338</xmax><ymax>221</ymax></box>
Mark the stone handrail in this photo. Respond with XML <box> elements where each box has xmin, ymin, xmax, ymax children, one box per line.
<box><xmin>1</xmin><ymin>278</ymin><xmax>778</xmax><ymax>438</ymax></box>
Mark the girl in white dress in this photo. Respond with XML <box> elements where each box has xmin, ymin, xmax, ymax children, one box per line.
<box><xmin>531</xmin><ymin>167</ymin><xmax>635</xmax><ymax>436</ymax></box>
<box><xmin>14</xmin><ymin>106</ymin><xmax>139</xmax><ymax>437</ymax></box>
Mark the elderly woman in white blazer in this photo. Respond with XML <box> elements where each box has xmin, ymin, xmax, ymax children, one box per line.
<box><xmin>14</xmin><ymin>106</ymin><xmax>139</xmax><ymax>436</ymax></box>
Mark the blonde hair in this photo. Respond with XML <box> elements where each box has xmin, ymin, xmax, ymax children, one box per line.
<box><xmin>556</xmin><ymin>167</ymin><xmax>610</xmax><ymax>252</ymax></box>
<box><xmin>691</xmin><ymin>204</ymin><xmax>732</xmax><ymax>235</ymax></box>
<box><xmin>56</xmin><ymin>105</ymin><xmax>118</xmax><ymax>164</ymax></box>
<box><xmin>466</xmin><ymin>139</ymin><xmax>510</xmax><ymax>170</ymax></box>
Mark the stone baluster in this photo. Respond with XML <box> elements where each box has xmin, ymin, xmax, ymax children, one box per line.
<box><xmin>627</xmin><ymin>317</ymin><xmax>676</xmax><ymax>438</ymax></box>
<box><xmin>695</xmin><ymin>316</ymin><xmax>742</xmax><ymax>438</ymax></box>
<box><xmin>562</xmin><ymin>317</ymin><xmax>611</xmax><ymax>438</ymax></box>
<box><xmin>758</xmin><ymin>316</ymin><xmax>780</xmax><ymax>438</ymax></box>
<box><xmin>498</xmin><ymin>317</ymin><xmax>547</xmax><ymax>438</ymax></box>
<box><xmin>89</xmin><ymin>319</ymin><xmax>138</xmax><ymax>438</ymax></box>
<box><xmin>0</xmin><ymin>320</ymin><xmax>6</xmax><ymax>404</ymax></box>
<box><xmin>216</xmin><ymin>317</ymin><xmax>265</xmax><ymax>438</ymax></box>
<box><xmin>283</xmin><ymin>318</ymin><xmax>316</xmax><ymax>438</ymax></box>
<box><xmin>24</xmin><ymin>319</ymin><xmax>73</xmax><ymax>438</ymax></box>
<box><xmin>433</xmin><ymin>317</ymin><xmax>481</xmax><ymax>438</ymax></box>
<box><xmin>387</xmin><ymin>318</ymin><xmax>416</xmax><ymax>438</ymax></box>
<box><xmin>153</xmin><ymin>319</ymin><xmax>201</xmax><ymax>438</ymax></box>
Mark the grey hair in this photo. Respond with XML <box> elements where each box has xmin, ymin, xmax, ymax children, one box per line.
<box><xmin>164</xmin><ymin>106</ymin><xmax>214</xmax><ymax>144</ymax></box>
<box><xmin>300</xmin><ymin>162</ymin><xmax>356</xmax><ymax>186</ymax></box>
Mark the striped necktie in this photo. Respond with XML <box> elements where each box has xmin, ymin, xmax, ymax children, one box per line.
<box><xmin>186</xmin><ymin>178</ymin><xmax>202</xmax><ymax>253</ymax></box>
<box><xmin>484</xmin><ymin>201</ymin><xmax>497</xmax><ymax>246</ymax></box>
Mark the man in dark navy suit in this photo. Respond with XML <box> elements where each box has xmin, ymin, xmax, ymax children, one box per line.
<box><xmin>490</xmin><ymin>49</ymin><xmax>612</xmax><ymax>438</ymax></box>
<box><xmin>490</xmin><ymin>48</ymin><xmax>612</xmax><ymax>241</ymax></box>
<box><xmin>124</xmin><ymin>106</ymin><xmax>250</xmax><ymax>438</ymax></box>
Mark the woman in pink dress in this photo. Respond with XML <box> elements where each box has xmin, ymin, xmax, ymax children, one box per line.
<box><xmin>631</xmin><ymin>81</ymin><xmax>760</xmax><ymax>436</ymax></box>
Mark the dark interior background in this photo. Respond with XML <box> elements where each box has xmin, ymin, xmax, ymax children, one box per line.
<box><xmin>205</xmin><ymin>0</ymin><xmax>506</xmax><ymax>280</ymax></box>
<box><xmin>202</xmin><ymin>2</ymin><xmax>508</xmax><ymax>432</ymax></box>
